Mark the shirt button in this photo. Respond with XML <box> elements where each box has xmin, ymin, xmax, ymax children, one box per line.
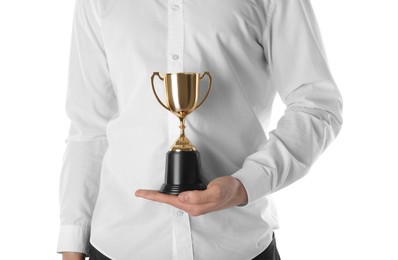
<box><xmin>172</xmin><ymin>54</ymin><xmax>179</xmax><ymax>60</ymax></box>
<box><xmin>171</xmin><ymin>4</ymin><xmax>180</xmax><ymax>11</ymax></box>
<box><xmin>176</xmin><ymin>210</ymin><xmax>184</xmax><ymax>217</ymax></box>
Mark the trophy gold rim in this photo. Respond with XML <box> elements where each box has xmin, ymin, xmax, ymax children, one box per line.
<box><xmin>164</xmin><ymin>72</ymin><xmax>198</xmax><ymax>75</ymax></box>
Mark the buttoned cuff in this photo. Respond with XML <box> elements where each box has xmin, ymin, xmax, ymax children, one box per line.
<box><xmin>232</xmin><ymin>164</ymin><xmax>271</xmax><ymax>207</ymax></box>
<box><xmin>56</xmin><ymin>224</ymin><xmax>90</xmax><ymax>257</ymax></box>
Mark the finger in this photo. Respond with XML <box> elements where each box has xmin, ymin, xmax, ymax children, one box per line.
<box><xmin>178</xmin><ymin>185</ymin><xmax>222</xmax><ymax>205</ymax></box>
<box><xmin>134</xmin><ymin>189</ymin><xmax>203</xmax><ymax>211</ymax></box>
<box><xmin>135</xmin><ymin>189</ymin><xmax>178</xmax><ymax>205</ymax></box>
<box><xmin>136</xmin><ymin>189</ymin><xmax>225</xmax><ymax>216</ymax></box>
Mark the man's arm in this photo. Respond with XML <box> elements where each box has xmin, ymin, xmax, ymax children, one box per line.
<box><xmin>136</xmin><ymin>176</ymin><xmax>248</xmax><ymax>216</ymax></box>
<box><xmin>232</xmin><ymin>0</ymin><xmax>343</xmax><ymax>204</ymax></box>
<box><xmin>136</xmin><ymin>0</ymin><xmax>342</xmax><ymax>213</ymax></box>
<box><xmin>57</xmin><ymin>0</ymin><xmax>118</xmax><ymax>257</ymax></box>
<box><xmin>62</xmin><ymin>252</ymin><xmax>85</xmax><ymax>260</ymax></box>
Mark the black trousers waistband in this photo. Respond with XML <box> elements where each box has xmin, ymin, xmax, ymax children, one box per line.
<box><xmin>88</xmin><ymin>233</ymin><xmax>281</xmax><ymax>260</ymax></box>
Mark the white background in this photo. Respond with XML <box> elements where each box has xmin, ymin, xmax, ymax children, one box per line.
<box><xmin>0</xmin><ymin>0</ymin><xmax>397</xmax><ymax>259</ymax></box>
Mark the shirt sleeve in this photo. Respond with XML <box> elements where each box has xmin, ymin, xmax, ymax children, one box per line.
<box><xmin>232</xmin><ymin>0</ymin><xmax>343</xmax><ymax>205</ymax></box>
<box><xmin>56</xmin><ymin>0</ymin><xmax>118</xmax><ymax>256</ymax></box>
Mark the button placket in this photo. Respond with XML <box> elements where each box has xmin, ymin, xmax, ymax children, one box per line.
<box><xmin>171</xmin><ymin>4</ymin><xmax>180</xmax><ymax>11</ymax></box>
<box><xmin>167</xmin><ymin>0</ymin><xmax>184</xmax><ymax>73</ymax></box>
<box><xmin>167</xmin><ymin>0</ymin><xmax>184</xmax><ymax>147</ymax></box>
<box><xmin>167</xmin><ymin>2</ymin><xmax>191</xmax><ymax>258</ymax></box>
<box><xmin>172</xmin><ymin>209</ymin><xmax>193</xmax><ymax>260</ymax></box>
<box><xmin>176</xmin><ymin>210</ymin><xmax>184</xmax><ymax>217</ymax></box>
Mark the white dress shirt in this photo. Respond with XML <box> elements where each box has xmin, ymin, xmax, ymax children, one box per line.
<box><xmin>56</xmin><ymin>0</ymin><xmax>343</xmax><ymax>259</ymax></box>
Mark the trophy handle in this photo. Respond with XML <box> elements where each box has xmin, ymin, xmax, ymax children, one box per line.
<box><xmin>151</xmin><ymin>72</ymin><xmax>170</xmax><ymax>111</ymax></box>
<box><xmin>196</xmin><ymin>71</ymin><xmax>212</xmax><ymax>109</ymax></box>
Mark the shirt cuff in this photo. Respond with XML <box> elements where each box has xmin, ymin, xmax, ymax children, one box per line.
<box><xmin>231</xmin><ymin>164</ymin><xmax>271</xmax><ymax>206</ymax></box>
<box><xmin>56</xmin><ymin>224</ymin><xmax>90</xmax><ymax>257</ymax></box>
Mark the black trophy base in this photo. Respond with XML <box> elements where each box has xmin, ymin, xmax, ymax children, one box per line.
<box><xmin>160</xmin><ymin>150</ymin><xmax>206</xmax><ymax>195</ymax></box>
<box><xmin>160</xmin><ymin>183</ymin><xmax>206</xmax><ymax>195</ymax></box>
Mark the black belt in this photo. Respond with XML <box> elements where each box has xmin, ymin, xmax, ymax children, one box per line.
<box><xmin>88</xmin><ymin>232</ymin><xmax>281</xmax><ymax>260</ymax></box>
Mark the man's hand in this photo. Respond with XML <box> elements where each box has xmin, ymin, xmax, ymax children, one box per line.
<box><xmin>62</xmin><ymin>252</ymin><xmax>85</xmax><ymax>260</ymax></box>
<box><xmin>135</xmin><ymin>176</ymin><xmax>248</xmax><ymax>216</ymax></box>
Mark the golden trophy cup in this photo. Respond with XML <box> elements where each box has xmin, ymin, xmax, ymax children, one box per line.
<box><xmin>150</xmin><ymin>72</ymin><xmax>212</xmax><ymax>194</ymax></box>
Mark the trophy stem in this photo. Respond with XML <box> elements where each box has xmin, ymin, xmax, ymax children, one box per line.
<box><xmin>170</xmin><ymin>115</ymin><xmax>196</xmax><ymax>152</ymax></box>
<box><xmin>178</xmin><ymin>117</ymin><xmax>186</xmax><ymax>138</ymax></box>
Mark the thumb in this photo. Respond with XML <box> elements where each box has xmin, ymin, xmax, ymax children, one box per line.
<box><xmin>178</xmin><ymin>189</ymin><xmax>213</xmax><ymax>204</ymax></box>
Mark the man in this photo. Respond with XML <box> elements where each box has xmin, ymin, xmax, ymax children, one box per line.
<box><xmin>56</xmin><ymin>0</ymin><xmax>343</xmax><ymax>259</ymax></box>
